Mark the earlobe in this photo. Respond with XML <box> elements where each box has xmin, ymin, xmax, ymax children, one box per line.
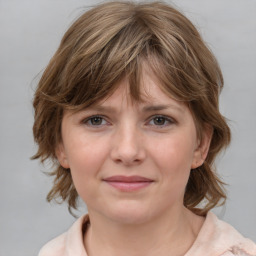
<box><xmin>55</xmin><ymin>143</ymin><xmax>70</xmax><ymax>169</ymax></box>
<box><xmin>191</xmin><ymin>126</ymin><xmax>213</xmax><ymax>169</ymax></box>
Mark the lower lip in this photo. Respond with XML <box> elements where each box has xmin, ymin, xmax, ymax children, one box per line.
<box><xmin>104</xmin><ymin>181</ymin><xmax>153</xmax><ymax>192</ymax></box>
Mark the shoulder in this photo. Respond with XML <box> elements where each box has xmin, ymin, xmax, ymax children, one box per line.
<box><xmin>220</xmin><ymin>247</ymin><xmax>256</xmax><ymax>256</ymax></box>
<box><xmin>209</xmin><ymin>212</ymin><xmax>256</xmax><ymax>255</ymax></box>
<box><xmin>186</xmin><ymin>212</ymin><xmax>256</xmax><ymax>256</ymax></box>
<box><xmin>38</xmin><ymin>232</ymin><xmax>67</xmax><ymax>256</ymax></box>
<box><xmin>38</xmin><ymin>215</ymin><xmax>89</xmax><ymax>256</ymax></box>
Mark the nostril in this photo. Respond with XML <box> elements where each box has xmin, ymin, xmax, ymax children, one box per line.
<box><xmin>111</xmin><ymin>149</ymin><xmax>145</xmax><ymax>166</ymax></box>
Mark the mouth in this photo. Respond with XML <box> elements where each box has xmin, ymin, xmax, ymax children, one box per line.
<box><xmin>103</xmin><ymin>175</ymin><xmax>154</xmax><ymax>192</ymax></box>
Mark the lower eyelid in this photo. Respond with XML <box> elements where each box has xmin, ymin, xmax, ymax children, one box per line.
<box><xmin>148</xmin><ymin>116</ymin><xmax>175</xmax><ymax>125</ymax></box>
<box><xmin>82</xmin><ymin>115</ymin><xmax>106</xmax><ymax>125</ymax></box>
<box><xmin>81</xmin><ymin>114</ymin><xmax>175</xmax><ymax>127</ymax></box>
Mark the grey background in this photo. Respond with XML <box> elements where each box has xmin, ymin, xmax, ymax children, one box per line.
<box><xmin>0</xmin><ymin>0</ymin><xmax>255</xmax><ymax>255</ymax></box>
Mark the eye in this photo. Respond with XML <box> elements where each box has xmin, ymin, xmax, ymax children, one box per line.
<box><xmin>148</xmin><ymin>115</ymin><xmax>174</xmax><ymax>127</ymax></box>
<box><xmin>83</xmin><ymin>115</ymin><xmax>108</xmax><ymax>126</ymax></box>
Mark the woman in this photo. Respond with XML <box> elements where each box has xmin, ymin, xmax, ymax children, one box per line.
<box><xmin>32</xmin><ymin>1</ymin><xmax>256</xmax><ymax>255</ymax></box>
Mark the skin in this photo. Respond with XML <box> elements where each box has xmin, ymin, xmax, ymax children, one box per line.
<box><xmin>56</xmin><ymin>68</ymin><xmax>212</xmax><ymax>256</ymax></box>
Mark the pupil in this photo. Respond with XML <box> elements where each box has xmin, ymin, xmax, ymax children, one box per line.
<box><xmin>91</xmin><ymin>117</ymin><xmax>102</xmax><ymax>125</ymax></box>
<box><xmin>154</xmin><ymin>117</ymin><xmax>165</xmax><ymax>125</ymax></box>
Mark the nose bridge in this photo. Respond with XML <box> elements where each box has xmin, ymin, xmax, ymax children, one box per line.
<box><xmin>111</xmin><ymin>120</ymin><xmax>145</xmax><ymax>165</ymax></box>
<box><xmin>119</xmin><ymin>121</ymin><xmax>138</xmax><ymax>149</ymax></box>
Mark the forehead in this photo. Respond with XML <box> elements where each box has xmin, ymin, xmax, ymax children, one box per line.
<box><xmin>93</xmin><ymin>70</ymin><xmax>187</xmax><ymax>113</ymax></box>
<box><xmin>66</xmin><ymin>59</ymin><xmax>189</xmax><ymax>114</ymax></box>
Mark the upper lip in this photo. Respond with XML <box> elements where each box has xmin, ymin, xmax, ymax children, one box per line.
<box><xmin>103</xmin><ymin>175</ymin><xmax>154</xmax><ymax>183</ymax></box>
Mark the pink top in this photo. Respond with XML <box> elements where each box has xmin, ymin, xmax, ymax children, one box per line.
<box><xmin>38</xmin><ymin>212</ymin><xmax>256</xmax><ymax>256</ymax></box>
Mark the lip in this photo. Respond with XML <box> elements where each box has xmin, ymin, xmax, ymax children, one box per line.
<box><xmin>103</xmin><ymin>175</ymin><xmax>154</xmax><ymax>192</ymax></box>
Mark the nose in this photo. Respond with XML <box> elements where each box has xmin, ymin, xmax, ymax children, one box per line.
<box><xmin>110</xmin><ymin>124</ymin><xmax>146</xmax><ymax>166</ymax></box>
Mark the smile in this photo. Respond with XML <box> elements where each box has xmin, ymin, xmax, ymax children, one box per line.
<box><xmin>103</xmin><ymin>175</ymin><xmax>154</xmax><ymax>192</ymax></box>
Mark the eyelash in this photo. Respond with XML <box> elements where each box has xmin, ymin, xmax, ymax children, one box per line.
<box><xmin>147</xmin><ymin>115</ymin><xmax>175</xmax><ymax>127</ymax></box>
<box><xmin>82</xmin><ymin>115</ymin><xmax>109</xmax><ymax>127</ymax></box>
<box><xmin>82</xmin><ymin>114</ymin><xmax>175</xmax><ymax>128</ymax></box>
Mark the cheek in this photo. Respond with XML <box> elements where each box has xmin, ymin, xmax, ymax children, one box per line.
<box><xmin>152</xmin><ymin>134</ymin><xmax>195</xmax><ymax>166</ymax></box>
<box><xmin>64</xmin><ymin>136</ymin><xmax>109</xmax><ymax>191</ymax></box>
<box><xmin>156</xmin><ymin>136</ymin><xmax>196</xmax><ymax>200</ymax></box>
<box><xmin>65</xmin><ymin>133</ymin><xmax>107</xmax><ymax>168</ymax></box>
<box><xmin>67</xmin><ymin>148</ymin><xmax>101</xmax><ymax>204</ymax></box>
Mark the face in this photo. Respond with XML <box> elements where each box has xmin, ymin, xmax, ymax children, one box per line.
<box><xmin>57</xmin><ymin>69</ymin><xmax>211</xmax><ymax>224</ymax></box>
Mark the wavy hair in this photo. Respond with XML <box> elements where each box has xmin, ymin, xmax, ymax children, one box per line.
<box><xmin>32</xmin><ymin>1</ymin><xmax>231</xmax><ymax>215</ymax></box>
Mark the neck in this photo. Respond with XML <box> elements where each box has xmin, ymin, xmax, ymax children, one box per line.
<box><xmin>84</xmin><ymin>207</ymin><xmax>205</xmax><ymax>256</ymax></box>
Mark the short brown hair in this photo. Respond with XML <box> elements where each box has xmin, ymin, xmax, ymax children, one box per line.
<box><xmin>32</xmin><ymin>1</ymin><xmax>231</xmax><ymax>215</ymax></box>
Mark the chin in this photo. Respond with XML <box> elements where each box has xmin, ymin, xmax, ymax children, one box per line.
<box><xmin>102</xmin><ymin>201</ymin><xmax>154</xmax><ymax>225</ymax></box>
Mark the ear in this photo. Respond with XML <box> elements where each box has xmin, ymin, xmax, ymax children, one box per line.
<box><xmin>55</xmin><ymin>143</ymin><xmax>70</xmax><ymax>169</ymax></box>
<box><xmin>191</xmin><ymin>125</ymin><xmax>213</xmax><ymax>169</ymax></box>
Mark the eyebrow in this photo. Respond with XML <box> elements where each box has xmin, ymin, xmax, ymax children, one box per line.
<box><xmin>87</xmin><ymin>105</ymin><xmax>117</xmax><ymax>113</ymax></box>
<box><xmin>142</xmin><ymin>104</ymin><xmax>184</xmax><ymax>113</ymax></box>
<box><xmin>85</xmin><ymin>104</ymin><xmax>184</xmax><ymax>113</ymax></box>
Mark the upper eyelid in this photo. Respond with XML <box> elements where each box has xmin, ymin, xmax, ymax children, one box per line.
<box><xmin>145</xmin><ymin>115</ymin><xmax>176</xmax><ymax>128</ymax></box>
<box><xmin>82</xmin><ymin>114</ymin><xmax>107</xmax><ymax>119</ymax></box>
<box><xmin>81</xmin><ymin>114</ymin><xmax>109</xmax><ymax>124</ymax></box>
<box><xmin>80</xmin><ymin>113</ymin><xmax>176</xmax><ymax>124</ymax></box>
<box><xmin>147</xmin><ymin>114</ymin><xmax>175</xmax><ymax>122</ymax></box>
